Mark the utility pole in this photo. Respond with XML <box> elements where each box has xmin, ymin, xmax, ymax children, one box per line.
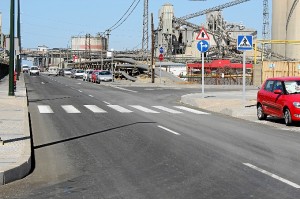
<box><xmin>151</xmin><ymin>13</ymin><xmax>155</xmax><ymax>83</ymax></box>
<box><xmin>16</xmin><ymin>0</ymin><xmax>21</xmax><ymax>80</ymax></box>
<box><xmin>142</xmin><ymin>0</ymin><xmax>149</xmax><ymax>61</ymax></box>
<box><xmin>8</xmin><ymin>0</ymin><xmax>15</xmax><ymax>96</ymax></box>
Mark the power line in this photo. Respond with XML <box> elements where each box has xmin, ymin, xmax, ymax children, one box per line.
<box><xmin>109</xmin><ymin>0</ymin><xmax>141</xmax><ymax>32</ymax></box>
<box><xmin>107</xmin><ymin>0</ymin><xmax>138</xmax><ymax>31</ymax></box>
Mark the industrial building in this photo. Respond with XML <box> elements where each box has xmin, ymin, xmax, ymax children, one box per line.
<box><xmin>271</xmin><ymin>0</ymin><xmax>300</xmax><ymax>60</ymax></box>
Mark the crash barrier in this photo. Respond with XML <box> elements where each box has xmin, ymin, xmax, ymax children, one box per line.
<box><xmin>0</xmin><ymin>63</ymin><xmax>9</xmax><ymax>80</ymax></box>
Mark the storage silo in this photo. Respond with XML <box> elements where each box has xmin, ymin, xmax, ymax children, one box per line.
<box><xmin>286</xmin><ymin>0</ymin><xmax>300</xmax><ymax>60</ymax></box>
<box><xmin>160</xmin><ymin>3</ymin><xmax>174</xmax><ymax>35</ymax></box>
<box><xmin>271</xmin><ymin>0</ymin><xmax>287</xmax><ymax>57</ymax></box>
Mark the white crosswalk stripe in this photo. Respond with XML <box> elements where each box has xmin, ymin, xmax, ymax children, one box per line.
<box><xmin>152</xmin><ymin>106</ymin><xmax>182</xmax><ymax>114</ymax></box>
<box><xmin>37</xmin><ymin>104</ymin><xmax>209</xmax><ymax>115</ymax></box>
<box><xmin>38</xmin><ymin>105</ymin><xmax>54</xmax><ymax>113</ymax></box>
<box><xmin>174</xmin><ymin>106</ymin><xmax>210</xmax><ymax>114</ymax></box>
<box><xmin>107</xmin><ymin>105</ymin><xmax>133</xmax><ymax>113</ymax></box>
<box><xmin>84</xmin><ymin>105</ymin><xmax>107</xmax><ymax>113</ymax></box>
<box><xmin>62</xmin><ymin>105</ymin><xmax>81</xmax><ymax>113</ymax></box>
<box><xmin>129</xmin><ymin>105</ymin><xmax>160</xmax><ymax>113</ymax></box>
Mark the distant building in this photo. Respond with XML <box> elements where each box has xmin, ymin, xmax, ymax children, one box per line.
<box><xmin>71</xmin><ymin>34</ymin><xmax>107</xmax><ymax>52</ymax></box>
<box><xmin>37</xmin><ymin>45</ymin><xmax>49</xmax><ymax>52</ymax></box>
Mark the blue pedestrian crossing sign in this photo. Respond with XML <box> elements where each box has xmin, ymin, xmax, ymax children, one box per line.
<box><xmin>197</xmin><ymin>40</ymin><xmax>210</xmax><ymax>53</ymax></box>
<box><xmin>237</xmin><ymin>35</ymin><xmax>253</xmax><ymax>51</ymax></box>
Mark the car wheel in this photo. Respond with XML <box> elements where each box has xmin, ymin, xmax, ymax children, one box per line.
<box><xmin>257</xmin><ymin>104</ymin><xmax>267</xmax><ymax>120</ymax></box>
<box><xmin>284</xmin><ymin>108</ymin><xmax>293</xmax><ymax>126</ymax></box>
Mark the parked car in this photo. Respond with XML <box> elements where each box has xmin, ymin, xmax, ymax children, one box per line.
<box><xmin>29</xmin><ymin>66</ymin><xmax>40</xmax><ymax>76</ymax></box>
<box><xmin>48</xmin><ymin>66</ymin><xmax>59</xmax><ymax>76</ymax></box>
<box><xmin>91</xmin><ymin>70</ymin><xmax>101</xmax><ymax>83</ymax></box>
<box><xmin>22</xmin><ymin>65</ymin><xmax>29</xmax><ymax>73</ymax></box>
<box><xmin>83</xmin><ymin>69</ymin><xmax>93</xmax><ymax>81</ymax></box>
<box><xmin>96</xmin><ymin>70</ymin><xmax>113</xmax><ymax>83</ymax></box>
<box><xmin>71</xmin><ymin>69</ymin><xmax>85</xmax><ymax>79</ymax></box>
<box><xmin>257</xmin><ymin>76</ymin><xmax>300</xmax><ymax>126</ymax></box>
<box><xmin>64</xmin><ymin>68</ymin><xmax>72</xmax><ymax>76</ymax></box>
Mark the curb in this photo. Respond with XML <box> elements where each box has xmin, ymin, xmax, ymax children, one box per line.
<box><xmin>0</xmin><ymin>75</ymin><xmax>32</xmax><ymax>185</ymax></box>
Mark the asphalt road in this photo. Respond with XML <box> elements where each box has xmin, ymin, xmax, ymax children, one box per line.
<box><xmin>0</xmin><ymin>74</ymin><xmax>300</xmax><ymax>199</ymax></box>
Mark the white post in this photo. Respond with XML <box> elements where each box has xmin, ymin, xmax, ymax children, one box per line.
<box><xmin>202</xmin><ymin>52</ymin><xmax>205</xmax><ymax>98</ymax></box>
<box><xmin>160</xmin><ymin>61</ymin><xmax>161</xmax><ymax>84</ymax></box>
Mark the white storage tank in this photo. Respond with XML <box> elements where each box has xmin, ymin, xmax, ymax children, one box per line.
<box><xmin>71</xmin><ymin>35</ymin><xmax>107</xmax><ymax>52</ymax></box>
<box><xmin>271</xmin><ymin>0</ymin><xmax>287</xmax><ymax>57</ymax></box>
<box><xmin>286</xmin><ymin>0</ymin><xmax>300</xmax><ymax>60</ymax></box>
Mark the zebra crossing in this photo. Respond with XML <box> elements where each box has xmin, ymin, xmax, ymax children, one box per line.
<box><xmin>37</xmin><ymin>104</ymin><xmax>209</xmax><ymax>115</ymax></box>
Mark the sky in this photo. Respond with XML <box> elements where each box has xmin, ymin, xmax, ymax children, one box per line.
<box><xmin>0</xmin><ymin>0</ymin><xmax>271</xmax><ymax>51</ymax></box>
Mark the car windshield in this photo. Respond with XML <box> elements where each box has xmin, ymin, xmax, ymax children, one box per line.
<box><xmin>284</xmin><ymin>81</ymin><xmax>300</xmax><ymax>94</ymax></box>
<box><xmin>31</xmin><ymin>67</ymin><xmax>38</xmax><ymax>70</ymax></box>
<box><xmin>77</xmin><ymin>70</ymin><xmax>84</xmax><ymax>73</ymax></box>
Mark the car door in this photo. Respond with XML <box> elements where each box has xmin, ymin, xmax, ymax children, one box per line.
<box><xmin>260</xmin><ymin>80</ymin><xmax>277</xmax><ymax>115</ymax></box>
<box><xmin>269</xmin><ymin>80</ymin><xmax>285</xmax><ymax>117</ymax></box>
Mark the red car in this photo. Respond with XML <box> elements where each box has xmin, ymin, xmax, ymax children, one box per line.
<box><xmin>91</xmin><ymin>70</ymin><xmax>101</xmax><ymax>83</ymax></box>
<box><xmin>257</xmin><ymin>76</ymin><xmax>300</xmax><ymax>126</ymax></box>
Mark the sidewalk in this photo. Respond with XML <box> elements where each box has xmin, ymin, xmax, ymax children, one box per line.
<box><xmin>0</xmin><ymin>74</ymin><xmax>32</xmax><ymax>185</ymax></box>
<box><xmin>181</xmin><ymin>89</ymin><xmax>258</xmax><ymax>121</ymax></box>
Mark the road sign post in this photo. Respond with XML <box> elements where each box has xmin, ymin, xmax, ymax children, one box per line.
<box><xmin>197</xmin><ymin>40</ymin><xmax>210</xmax><ymax>98</ymax></box>
<box><xmin>159</xmin><ymin>47</ymin><xmax>164</xmax><ymax>84</ymax></box>
<box><xmin>237</xmin><ymin>35</ymin><xmax>253</xmax><ymax>101</ymax></box>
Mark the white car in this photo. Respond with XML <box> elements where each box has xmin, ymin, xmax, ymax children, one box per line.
<box><xmin>64</xmin><ymin>68</ymin><xmax>72</xmax><ymax>76</ymax></box>
<box><xmin>29</xmin><ymin>66</ymin><xmax>40</xmax><ymax>76</ymax></box>
<box><xmin>48</xmin><ymin>66</ymin><xmax>59</xmax><ymax>76</ymax></box>
<box><xmin>83</xmin><ymin>69</ymin><xmax>93</xmax><ymax>81</ymax></box>
<box><xmin>96</xmin><ymin>70</ymin><xmax>113</xmax><ymax>83</ymax></box>
<box><xmin>22</xmin><ymin>65</ymin><xmax>29</xmax><ymax>73</ymax></box>
<box><xmin>73</xmin><ymin>69</ymin><xmax>85</xmax><ymax>79</ymax></box>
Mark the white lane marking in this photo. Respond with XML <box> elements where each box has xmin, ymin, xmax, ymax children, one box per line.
<box><xmin>152</xmin><ymin>106</ymin><xmax>183</xmax><ymax>114</ymax></box>
<box><xmin>89</xmin><ymin>95</ymin><xmax>94</xmax><ymax>98</ymax></box>
<box><xmin>41</xmin><ymin>82</ymin><xmax>45</xmax><ymax>85</ymax></box>
<box><xmin>174</xmin><ymin>106</ymin><xmax>210</xmax><ymax>115</ymax></box>
<box><xmin>84</xmin><ymin>105</ymin><xmax>107</xmax><ymax>113</ymax></box>
<box><xmin>111</xmin><ymin>86</ymin><xmax>137</xmax><ymax>93</ymax></box>
<box><xmin>107</xmin><ymin>105</ymin><xmax>133</xmax><ymax>113</ymax></box>
<box><xmin>158</xmin><ymin>125</ymin><xmax>180</xmax><ymax>135</ymax></box>
<box><xmin>65</xmin><ymin>85</ymin><xmax>68</xmax><ymax>87</ymax></box>
<box><xmin>62</xmin><ymin>105</ymin><xmax>81</xmax><ymax>113</ymax></box>
<box><xmin>77</xmin><ymin>83</ymin><xmax>81</xmax><ymax>85</ymax></box>
<box><xmin>103</xmin><ymin>101</ymin><xmax>111</xmax><ymax>105</ymax></box>
<box><xmin>78</xmin><ymin>90</ymin><xmax>82</xmax><ymax>93</ymax></box>
<box><xmin>243</xmin><ymin>163</ymin><xmax>300</xmax><ymax>189</ymax></box>
<box><xmin>38</xmin><ymin>105</ymin><xmax>54</xmax><ymax>113</ymax></box>
<box><xmin>130</xmin><ymin>105</ymin><xmax>159</xmax><ymax>113</ymax></box>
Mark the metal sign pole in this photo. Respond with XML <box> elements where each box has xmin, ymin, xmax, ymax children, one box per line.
<box><xmin>160</xmin><ymin>61</ymin><xmax>161</xmax><ymax>84</ymax></box>
<box><xmin>202</xmin><ymin>52</ymin><xmax>204</xmax><ymax>98</ymax></box>
<box><xmin>243</xmin><ymin>51</ymin><xmax>246</xmax><ymax>101</ymax></box>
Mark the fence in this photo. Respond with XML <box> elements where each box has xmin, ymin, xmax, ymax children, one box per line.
<box><xmin>262</xmin><ymin>61</ymin><xmax>300</xmax><ymax>82</ymax></box>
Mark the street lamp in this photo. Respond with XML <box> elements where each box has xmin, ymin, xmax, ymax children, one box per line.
<box><xmin>8</xmin><ymin>0</ymin><xmax>15</xmax><ymax>96</ymax></box>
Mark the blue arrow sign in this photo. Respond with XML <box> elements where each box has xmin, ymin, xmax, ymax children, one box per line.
<box><xmin>159</xmin><ymin>47</ymin><xmax>164</xmax><ymax>54</ymax></box>
<box><xmin>237</xmin><ymin>35</ymin><xmax>253</xmax><ymax>51</ymax></box>
<box><xmin>197</xmin><ymin>40</ymin><xmax>210</xmax><ymax>53</ymax></box>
